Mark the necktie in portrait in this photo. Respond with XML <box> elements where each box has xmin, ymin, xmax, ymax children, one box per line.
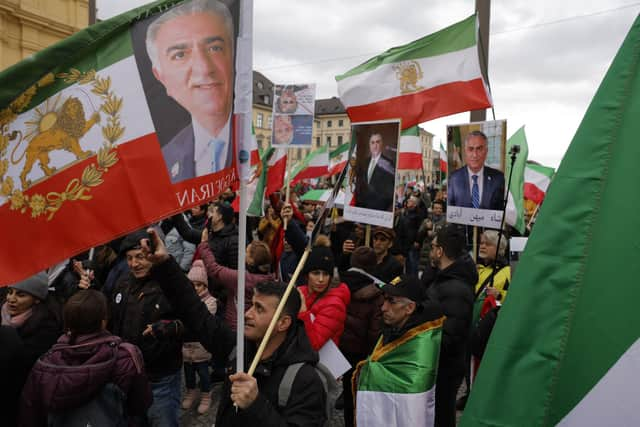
<box><xmin>472</xmin><ymin>175</ymin><xmax>480</xmax><ymax>208</ymax></box>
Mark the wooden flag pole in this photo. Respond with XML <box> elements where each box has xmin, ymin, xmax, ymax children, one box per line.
<box><xmin>527</xmin><ymin>203</ymin><xmax>540</xmax><ymax>230</ymax></box>
<box><xmin>472</xmin><ymin>226</ymin><xmax>478</xmax><ymax>263</ymax></box>
<box><xmin>248</xmin><ymin>248</ymin><xmax>311</xmax><ymax>376</ymax></box>
<box><xmin>365</xmin><ymin>224</ymin><xmax>371</xmax><ymax>247</ymax></box>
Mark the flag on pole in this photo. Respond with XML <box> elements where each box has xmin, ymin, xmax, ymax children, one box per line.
<box><xmin>461</xmin><ymin>15</ymin><xmax>640</xmax><ymax>427</ymax></box>
<box><xmin>336</xmin><ymin>15</ymin><xmax>492</xmax><ymax>129</ymax></box>
<box><xmin>289</xmin><ymin>146</ymin><xmax>329</xmax><ymax>185</ymax></box>
<box><xmin>265</xmin><ymin>147</ymin><xmax>287</xmax><ymax>196</ymax></box>
<box><xmin>524</xmin><ymin>162</ymin><xmax>555</xmax><ymax>205</ymax></box>
<box><xmin>327</xmin><ymin>143</ymin><xmax>350</xmax><ymax>176</ymax></box>
<box><xmin>439</xmin><ymin>143</ymin><xmax>447</xmax><ymax>173</ymax></box>
<box><xmin>0</xmin><ymin>0</ymin><xmax>249</xmax><ymax>284</ymax></box>
<box><xmin>354</xmin><ymin>319</ymin><xmax>443</xmax><ymax>427</ymax></box>
<box><xmin>504</xmin><ymin>126</ymin><xmax>529</xmax><ymax>234</ymax></box>
<box><xmin>246</xmin><ymin>146</ymin><xmax>272</xmax><ymax>217</ymax></box>
<box><xmin>397</xmin><ymin>126</ymin><xmax>423</xmax><ymax>170</ymax></box>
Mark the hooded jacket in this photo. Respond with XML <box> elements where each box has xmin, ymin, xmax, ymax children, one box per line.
<box><xmin>338</xmin><ymin>269</ymin><xmax>383</xmax><ymax>363</ymax></box>
<box><xmin>19</xmin><ymin>332</ymin><xmax>151</xmax><ymax>426</ymax></box>
<box><xmin>298</xmin><ymin>282</ymin><xmax>350</xmax><ymax>351</ymax></box>
<box><xmin>152</xmin><ymin>257</ymin><xmax>327</xmax><ymax>427</ymax></box>
<box><xmin>424</xmin><ymin>254</ymin><xmax>477</xmax><ymax>376</ymax></box>
<box><xmin>208</xmin><ymin>222</ymin><xmax>239</xmax><ymax>270</ymax></box>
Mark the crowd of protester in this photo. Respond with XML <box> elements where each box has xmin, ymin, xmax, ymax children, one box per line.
<box><xmin>0</xmin><ymin>180</ymin><xmax>519</xmax><ymax>427</ymax></box>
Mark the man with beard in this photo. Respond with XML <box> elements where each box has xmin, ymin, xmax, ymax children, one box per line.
<box><xmin>142</xmin><ymin>230</ymin><xmax>327</xmax><ymax>426</ymax></box>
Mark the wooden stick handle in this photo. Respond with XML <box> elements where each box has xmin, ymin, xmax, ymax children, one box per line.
<box><xmin>247</xmin><ymin>248</ymin><xmax>311</xmax><ymax>376</ymax></box>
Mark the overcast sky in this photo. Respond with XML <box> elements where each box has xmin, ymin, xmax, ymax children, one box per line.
<box><xmin>98</xmin><ymin>0</ymin><xmax>640</xmax><ymax>167</ymax></box>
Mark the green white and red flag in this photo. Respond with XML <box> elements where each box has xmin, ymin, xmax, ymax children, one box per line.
<box><xmin>461</xmin><ymin>15</ymin><xmax>640</xmax><ymax>427</ymax></box>
<box><xmin>289</xmin><ymin>146</ymin><xmax>329</xmax><ymax>185</ymax></box>
<box><xmin>397</xmin><ymin>126</ymin><xmax>422</xmax><ymax>170</ymax></box>
<box><xmin>336</xmin><ymin>15</ymin><xmax>492</xmax><ymax>129</ymax></box>
<box><xmin>265</xmin><ymin>146</ymin><xmax>287</xmax><ymax>196</ymax></box>
<box><xmin>504</xmin><ymin>126</ymin><xmax>529</xmax><ymax>235</ymax></box>
<box><xmin>0</xmin><ymin>0</ymin><xmax>250</xmax><ymax>284</ymax></box>
<box><xmin>354</xmin><ymin>318</ymin><xmax>444</xmax><ymax>427</ymax></box>
<box><xmin>524</xmin><ymin>162</ymin><xmax>555</xmax><ymax>205</ymax></box>
<box><xmin>327</xmin><ymin>143</ymin><xmax>350</xmax><ymax>176</ymax></box>
<box><xmin>439</xmin><ymin>143</ymin><xmax>447</xmax><ymax>173</ymax></box>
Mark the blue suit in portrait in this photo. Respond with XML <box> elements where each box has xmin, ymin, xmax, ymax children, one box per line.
<box><xmin>161</xmin><ymin>124</ymin><xmax>233</xmax><ymax>184</ymax></box>
<box><xmin>447</xmin><ymin>166</ymin><xmax>505</xmax><ymax>210</ymax></box>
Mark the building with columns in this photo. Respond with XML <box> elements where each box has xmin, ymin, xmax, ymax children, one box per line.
<box><xmin>0</xmin><ymin>0</ymin><xmax>91</xmax><ymax>71</ymax></box>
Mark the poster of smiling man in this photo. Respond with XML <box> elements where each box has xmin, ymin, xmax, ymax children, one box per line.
<box><xmin>446</xmin><ymin>119</ymin><xmax>507</xmax><ymax>228</ymax></box>
<box><xmin>272</xmin><ymin>84</ymin><xmax>315</xmax><ymax>148</ymax></box>
<box><xmin>344</xmin><ymin>120</ymin><xmax>400</xmax><ymax>228</ymax></box>
<box><xmin>132</xmin><ymin>0</ymin><xmax>244</xmax><ymax>190</ymax></box>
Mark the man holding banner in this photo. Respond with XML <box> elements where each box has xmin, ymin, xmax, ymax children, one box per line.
<box><xmin>144</xmin><ymin>0</ymin><xmax>234</xmax><ymax>183</ymax></box>
<box><xmin>144</xmin><ymin>230</ymin><xmax>327</xmax><ymax>426</ymax></box>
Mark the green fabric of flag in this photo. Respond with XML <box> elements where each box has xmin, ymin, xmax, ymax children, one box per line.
<box><xmin>504</xmin><ymin>126</ymin><xmax>529</xmax><ymax>234</ymax></box>
<box><xmin>355</xmin><ymin>319</ymin><xmax>443</xmax><ymax>426</ymax></box>
<box><xmin>247</xmin><ymin>147</ymin><xmax>272</xmax><ymax>217</ymax></box>
<box><xmin>461</xmin><ymin>15</ymin><xmax>640</xmax><ymax>427</ymax></box>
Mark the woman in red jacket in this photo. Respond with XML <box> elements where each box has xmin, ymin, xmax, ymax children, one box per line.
<box><xmin>297</xmin><ymin>241</ymin><xmax>351</xmax><ymax>351</ymax></box>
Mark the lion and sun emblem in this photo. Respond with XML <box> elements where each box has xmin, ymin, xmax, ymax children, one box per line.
<box><xmin>0</xmin><ymin>69</ymin><xmax>124</xmax><ymax>220</ymax></box>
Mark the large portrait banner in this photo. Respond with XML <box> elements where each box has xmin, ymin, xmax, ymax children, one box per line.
<box><xmin>344</xmin><ymin>120</ymin><xmax>400</xmax><ymax>228</ymax></box>
<box><xmin>446</xmin><ymin>119</ymin><xmax>507</xmax><ymax>228</ymax></box>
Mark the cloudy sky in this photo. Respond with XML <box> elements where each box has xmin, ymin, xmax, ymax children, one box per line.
<box><xmin>97</xmin><ymin>0</ymin><xmax>639</xmax><ymax>167</ymax></box>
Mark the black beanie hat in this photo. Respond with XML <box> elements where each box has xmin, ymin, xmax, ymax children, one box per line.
<box><xmin>303</xmin><ymin>246</ymin><xmax>335</xmax><ymax>275</ymax></box>
<box><xmin>119</xmin><ymin>229</ymin><xmax>148</xmax><ymax>254</ymax></box>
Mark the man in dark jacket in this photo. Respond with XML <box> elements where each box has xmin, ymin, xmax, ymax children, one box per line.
<box><xmin>144</xmin><ymin>229</ymin><xmax>327</xmax><ymax>427</ymax></box>
<box><xmin>424</xmin><ymin>224</ymin><xmax>477</xmax><ymax>427</ymax></box>
<box><xmin>110</xmin><ymin>230</ymin><xmax>184</xmax><ymax>427</ymax></box>
<box><xmin>395</xmin><ymin>196</ymin><xmax>426</xmax><ymax>275</ymax></box>
<box><xmin>371</xmin><ymin>227</ymin><xmax>403</xmax><ymax>282</ymax></box>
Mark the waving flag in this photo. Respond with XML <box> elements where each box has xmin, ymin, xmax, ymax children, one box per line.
<box><xmin>439</xmin><ymin>143</ymin><xmax>447</xmax><ymax>173</ymax></box>
<box><xmin>328</xmin><ymin>143</ymin><xmax>350</xmax><ymax>176</ymax></box>
<box><xmin>336</xmin><ymin>15</ymin><xmax>492</xmax><ymax>129</ymax></box>
<box><xmin>524</xmin><ymin>162</ymin><xmax>555</xmax><ymax>205</ymax></box>
<box><xmin>462</xmin><ymin>15</ymin><xmax>640</xmax><ymax>427</ymax></box>
<box><xmin>504</xmin><ymin>127</ymin><xmax>529</xmax><ymax>234</ymax></box>
<box><xmin>289</xmin><ymin>146</ymin><xmax>329</xmax><ymax>185</ymax></box>
<box><xmin>397</xmin><ymin>126</ymin><xmax>423</xmax><ymax>170</ymax></box>
<box><xmin>265</xmin><ymin>147</ymin><xmax>287</xmax><ymax>196</ymax></box>
<box><xmin>0</xmin><ymin>0</ymin><xmax>251</xmax><ymax>284</ymax></box>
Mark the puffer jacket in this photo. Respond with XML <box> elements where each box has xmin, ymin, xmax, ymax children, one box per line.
<box><xmin>198</xmin><ymin>242</ymin><xmax>274</xmax><ymax>331</ymax></box>
<box><xmin>298</xmin><ymin>283</ymin><xmax>351</xmax><ymax>351</ymax></box>
<box><xmin>19</xmin><ymin>332</ymin><xmax>151</xmax><ymax>426</ymax></box>
<box><xmin>207</xmin><ymin>223</ymin><xmax>239</xmax><ymax>269</ymax></box>
<box><xmin>339</xmin><ymin>269</ymin><xmax>383</xmax><ymax>364</ymax></box>
<box><xmin>183</xmin><ymin>290</ymin><xmax>217</xmax><ymax>363</ymax></box>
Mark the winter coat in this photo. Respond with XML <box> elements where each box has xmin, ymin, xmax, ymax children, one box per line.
<box><xmin>183</xmin><ymin>290</ymin><xmax>217</xmax><ymax>363</ymax></box>
<box><xmin>0</xmin><ymin>326</ymin><xmax>23</xmax><ymax>427</ymax></box>
<box><xmin>475</xmin><ymin>260</ymin><xmax>511</xmax><ymax>302</ymax></box>
<box><xmin>198</xmin><ymin>242</ymin><xmax>275</xmax><ymax>331</ymax></box>
<box><xmin>109</xmin><ymin>274</ymin><xmax>183</xmax><ymax>380</ymax></box>
<box><xmin>394</xmin><ymin>208</ymin><xmax>426</xmax><ymax>255</ymax></box>
<box><xmin>165</xmin><ymin>228</ymin><xmax>196</xmax><ymax>272</ymax></box>
<box><xmin>424</xmin><ymin>255</ymin><xmax>477</xmax><ymax>377</ymax></box>
<box><xmin>372</xmin><ymin>254</ymin><xmax>404</xmax><ymax>283</ymax></box>
<box><xmin>162</xmin><ymin>211</ymin><xmax>207</xmax><ymax>246</ymax></box>
<box><xmin>2</xmin><ymin>298</ymin><xmax>62</xmax><ymax>427</ymax></box>
<box><xmin>298</xmin><ymin>283</ymin><xmax>351</xmax><ymax>351</ymax></box>
<box><xmin>338</xmin><ymin>269</ymin><xmax>383</xmax><ymax>364</ymax></box>
<box><xmin>152</xmin><ymin>257</ymin><xmax>327</xmax><ymax>427</ymax></box>
<box><xmin>19</xmin><ymin>332</ymin><xmax>151</xmax><ymax>427</ymax></box>
<box><xmin>208</xmin><ymin>223</ymin><xmax>239</xmax><ymax>270</ymax></box>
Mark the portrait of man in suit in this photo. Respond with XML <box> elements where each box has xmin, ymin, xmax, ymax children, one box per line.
<box><xmin>447</xmin><ymin>130</ymin><xmax>505</xmax><ymax>210</ymax></box>
<box><xmin>145</xmin><ymin>0</ymin><xmax>234</xmax><ymax>183</ymax></box>
<box><xmin>355</xmin><ymin>132</ymin><xmax>396</xmax><ymax>211</ymax></box>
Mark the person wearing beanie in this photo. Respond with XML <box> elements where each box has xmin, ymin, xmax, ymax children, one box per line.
<box><xmin>1</xmin><ymin>272</ymin><xmax>62</xmax><ymax>426</ymax></box>
<box><xmin>338</xmin><ymin>247</ymin><xmax>385</xmax><ymax>427</ymax></box>
<box><xmin>182</xmin><ymin>260</ymin><xmax>217</xmax><ymax>414</ymax></box>
<box><xmin>297</xmin><ymin>244</ymin><xmax>351</xmax><ymax>351</ymax></box>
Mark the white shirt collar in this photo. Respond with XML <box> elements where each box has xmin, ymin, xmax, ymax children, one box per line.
<box><xmin>193</xmin><ymin>116</ymin><xmax>231</xmax><ymax>175</ymax></box>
